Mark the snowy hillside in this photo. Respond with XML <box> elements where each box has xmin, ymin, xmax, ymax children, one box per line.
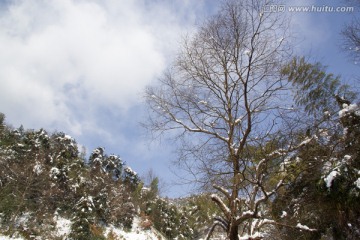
<box><xmin>104</xmin><ymin>217</ymin><xmax>166</xmax><ymax>240</ymax></box>
<box><xmin>0</xmin><ymin>215</ymin><xmax>166</xmax><ymax>240</ymax></box>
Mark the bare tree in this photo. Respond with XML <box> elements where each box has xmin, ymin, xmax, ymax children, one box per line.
<box><xmin>145</xmin><ymin>1</ymin><xmax>315</xmax><ymax>239</ymax></box>
<box><xmin>342</xmin><ymin>0</ymin><xmax>360</xmax><ymax>64</ymax></box>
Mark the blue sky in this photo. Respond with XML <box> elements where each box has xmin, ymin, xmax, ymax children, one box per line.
<box><xmin>0</xmin><ymin>0</ymin><xmax>359</xmax><ymax>198</ymax></box>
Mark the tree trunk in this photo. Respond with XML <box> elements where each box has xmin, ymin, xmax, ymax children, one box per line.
<box><xmin>228</xmin><ymin>222</ymin><xmax>239</xmax><ymax>240</ymax></box>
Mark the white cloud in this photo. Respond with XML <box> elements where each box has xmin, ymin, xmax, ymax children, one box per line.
<box><xmin>0</xmin><ymin>0</ymin><xmax>202</xmax><ymax>135</ymax></box>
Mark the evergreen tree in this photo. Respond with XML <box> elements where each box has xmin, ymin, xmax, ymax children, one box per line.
<box><xmin>273</xmin><ymin>58</ymin><xmax>360</xmax><ymax>239</ymax></box>
<box><xmin>0</xmin><ymin>114</ymin><xmax>141</xmax><ymax>238</ymax></box>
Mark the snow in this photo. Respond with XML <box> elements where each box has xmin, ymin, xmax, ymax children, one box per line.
<box><xmin>252</xmin><ymin>218</ymin><xmax>275</xmax><ymax>230</ymax></box>
<box><xmin>343</xmin><ymin>155</ymin><xmax>352</xmax><ymax>161</ymax></box>
<box><xmin>211</xmin><ymin>194</ymin><xmax>231</xmax><ymax>216</ymax></box>
<box><xmin>299</xmin><ymin>137</ymin><xmax>312</xmax><ymax>147</ymax></box>
<box><xmin>64</xmin><ymin>134</ymin><xmax>73</xmax><ymax>140</ymax></box>
<box><xmin>263</xmin><ymin>219</ymin><xmax>275</xmax><ymax>224</ymax></box>
<box><xmin>281</xmin><ymin>211</ymin><xmax>287</xmax><ymax>218</ymax></box>
<box><xmin>239</xmin><ymin>210</ymin><xmax>254</xmax><ymax>219</ymax></box>
<box><xmin>354</xmin><ymin>178</ymin><xmax>360</xmax><ymax>189</ymax></box>
<box><xmin>0</xmin><ymin>236</ymin><xmax>24</xmax><ymax>240</ymax></box>
<box><xmin>213</xmin><ymin>184</ymin><xmax>230</xmax><ymax>197</ymax></box>
<box><xmin>104</xmin><ymin>216</ymin><xmax>166</xmax><ymax>240</ymax></box>
<box><xmin>234</xmin><ymin>118</ymin><xmax>241</xmax><ymax>124</ymax></box>
<box><xmin>296</xmin><ymin>223</ymin><xmax>315</xmax><ymax>231</ymax></box>
<box><xmin>280</xmin><ymin>157</ymin><xmax>291</xmax><ymax>171</ymax></box>
<box><xmin>71</xmin><ymin>183</ymin><xmax>80</xmax><ymax>192</ymax></box>
<box><xmin>0</xmin><ymin>213</ymin><xmax>32</xmax><ymax>239</ymax></box>
<box><xmin>339</xmin><ymin>103</ymin><xmax>359</xmax><ymax>118</ymax></box>
<box><xmin>49</xmin><ymin>167</ymin><xmax>60</xmax><ymax>179</ymax></box>
<box><xmin>243</xmin><ymin>49</ymin><xmax>251</xmax><ymax>56</ymax></box>
<box><xmin>0</xmin><ymin>216</ymin><xmax>165</xmax><ymax>240</ymax></box>
<box><xmin>296</xmin><ymin>223</ymin><xmax>310</xmax><ymax>230</ymax></box>
<box><xmin>142</xmin><ymin>186</ymin><xmax>151</xmax><ymax>192</ymax></box>
<box><xmin>16</xmin><ymin>212</ymin><xmax>30</xmax><ymax>227</ymax></box>
<box><xmin>239</xmin><ymin>232</ymin><xmax>264</xmax><ymax>239</ymax></box>
<box><xmin>33</xmin><ymin>162</ymin><xmax>43</xmax><ymax>175</ymax></box>
<box><xmin>324</xmin><ymin>170</ymin><xmax>339</xmax><ymax>188</ymax></box>
<box><xmin>92</xmin><ymin>147</ymin><xmax>104</xmax><ymax>155</ymax></box>
<box><xmin>77</xmin><ymin>196</ymin><xmax>95</xmax><ymax>211</ymax></box>
<box><xmin>124</xmin><ymin>166</ymin><xmax>137</xmax><ymax>176</ymax></box>
<box><xmin>55</xmin><ymin>216</ymin><xmax>72</xmax><ymax>237</ymax></box>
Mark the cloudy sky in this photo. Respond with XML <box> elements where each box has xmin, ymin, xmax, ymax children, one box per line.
<box><xmin>0</xmin><ymin>0</ymin><xmax>359</xmax><ymax>197</ymax></box>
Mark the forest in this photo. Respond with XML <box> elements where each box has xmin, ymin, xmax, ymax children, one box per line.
<box><xmin>0</xmin><ymin>114</ymin><xmax>222</xmax><ymax>239</ymax></box>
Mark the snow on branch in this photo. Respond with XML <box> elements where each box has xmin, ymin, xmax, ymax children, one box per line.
<box><xmin>265</xmin><ymin>136</ymin><xmax>315</xmax><ymax>160</ymax></box>
<box><xmin>324</xmin><ymin>170</ymin><xmax>340</xmax><ymax>188</ymax></box>
<box><xmin>213</xmin><ymin>184</ymin><xmax>231</xmax><ymax>200</ymax></box>
<box><xmin>251</xmin><ymin>220</ymin><xmax>317</xmax><ymax>233</ymax></box>
<box><xmin>296</xmin><ymin>223</ymin><xmax>317</xmax><ymax>232</ymax></box>
<box><xmin>255</xmin><ymin>158</ymin><xmax>267</xmax><ymax>174</ymax></box>
<box><xmin>234</xmin><ymin>210</ymin><xmax>255</xmax><ymax>225</ymax></box>
<box><xmin>298</xmin><ymin>137</ymin><xmax>313</xmax><ymax>147</ymax></box>
<box><xmin>239</xmin><ymin>232</ymin><xmax>265</xmax><ymax>240</ymax></box>
<box><xmin>251</xmin><ymin>218</ymin><xmax>276</xmax><ymax>232</ymax></box>
<box><xmin>211</xmin><ymin>194</ymin><xmax>231</xmax><ymax>219</ymax></box>
<box><xmin>166</xmin><ymin>110</ymin><xmax>230</xmax><ymax>142</ymax></box>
